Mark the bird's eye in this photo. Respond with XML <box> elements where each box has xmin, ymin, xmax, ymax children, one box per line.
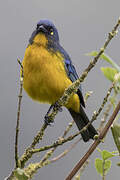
<box><xmin>50</xmin><ymin>31</ymin><xmax>54</xmax><ymax>35</ymax></box>
<box><xmin>49</xmin><ymin>28</ymin><xmax>54</xmax><ymax>35</ymax></box>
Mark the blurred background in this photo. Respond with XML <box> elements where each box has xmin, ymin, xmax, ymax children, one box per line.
<box><xmin>0</xmin><ymin>0</ymin><xmax>120</xmax><ymax>179</ymax></box>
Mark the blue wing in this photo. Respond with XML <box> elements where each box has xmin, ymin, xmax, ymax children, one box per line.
<box><xmin>58</xmin><ymin>45</ymin><xmax>85</xmax><ymax>107</ymax></box>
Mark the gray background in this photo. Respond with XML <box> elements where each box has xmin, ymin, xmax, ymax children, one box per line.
<box><xmin>0</xmin><ymin>0</ymin><xmax>120</xmax><ymax>179</ymax></box>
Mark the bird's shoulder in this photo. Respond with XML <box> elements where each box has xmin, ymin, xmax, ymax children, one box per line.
<box><xmin>51</xmin><ymin>43</ymin><xmax>85</xmax><ymax>107</ymax></box>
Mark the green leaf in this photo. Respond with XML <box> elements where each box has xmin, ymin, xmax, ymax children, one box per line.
<box><xmin>101</xmin><ymin>67</ymin><xmax>119</xmax><ymax>82</ymax></box>
<box><xmin>95</xmin><ymin>158</ymin><xmax>103</xmax><ymax>176</ymax></box>
<box><xmin>87</xmin><ymin>51</ymin><xmax>120</xmax><ymax>72</ymax></box>
<box><xmin>111</xmin><ymin>123</ymin><xmax>120</xmax><ymax>154</ymax></box>
<box><xmin>95</xmin><ymin>158</ymin><xmax>111</xmax><ymax>177</ymax></box>
<box><xmin>14</xmin><ymin>168</ymin><xmax>29</xmax><ymax>180</ymax></box>
<box><xmin>101</xmin><ymin>150</ymin><xmax>115</xmax><ymax>160</ymax></box>
<box><xmin>104</xmin><ymin>160</ymin><xmax>111</xmax><ymax>175</ymax></box>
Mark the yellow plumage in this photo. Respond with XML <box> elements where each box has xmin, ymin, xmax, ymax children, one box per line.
<box><xmin>22</xmin><ymin>33</ymin><xmax>80</xmax><ymax>112</ymax></box>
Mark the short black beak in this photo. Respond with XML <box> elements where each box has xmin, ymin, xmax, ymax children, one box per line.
<box><xmin>37</xmin><ymin>25</ymin><xmax>47</xmax><ymax>33</ymax></box>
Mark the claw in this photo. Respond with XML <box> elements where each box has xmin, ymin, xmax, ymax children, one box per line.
<box><xmin>44</xmin><ymin>102</ymin><xmax>62</xmax><ymax>126</ymax></box>
<box><xmin>44</xmin><ymin>115</ymin><xmax>51</xmax><ymax>125</ymax></box>
<box><xmin>44</xmin><ymin>115</ymin><xmax>54</xmax><ymax>126</ymax></box>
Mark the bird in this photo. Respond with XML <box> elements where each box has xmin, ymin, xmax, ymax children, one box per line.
<box><xmin>22</xmin><ymin>19</ymin><xmax>97</xmax><ymax>142</ymax></box>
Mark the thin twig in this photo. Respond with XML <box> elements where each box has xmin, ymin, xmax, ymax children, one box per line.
<box><xmin>15</xmin><ymin>59</ymin><xmax>24</xmax><ymax>168</ymax></box>
<box><xmin>84</xmin><ymin>91</ymin><xmax>93</xmax><ymax>103</ymax></box>
<box><xmin>99</xmin><ymin>81</ymin><xmax>120</xmax><ymax>133</ymax></box>
<box><xmin>99</xmin><ymin>103</ymin><xmax>112</xmax><ymax>133</ymax></box>
<box><xmin>63</xmin><ymin>121</ymin><xmax>74</xmax><ymax>137</ymax></box>
<box><xmin>65</xmin><ymin>100</ymin><xmax>120</xmax><ymax>180</ymax></box>
<box><xmin>27</xmin><ymin>132</ymin><xmax>81</xmax><ymax>154</ymax></box>
<box><xmin>74</xmin><ymin>160</ymin><xmax>89</xmax><ymax>180</ymax></box>
<box><xmin>50</xmin><ymin>138</ymin><xmax>82</xmax><ymax>163</ymax></box>
<box><xmin>91</xmin><ymin>82</ymin><xmax>115</xmax><ymax>122</ymax></box>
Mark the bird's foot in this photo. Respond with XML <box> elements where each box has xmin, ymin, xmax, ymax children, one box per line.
<box><xmin>44</xmin><ymin>102</ymin><xmax>62</xmax><ymax>126</ymax></box>
<box><xmin>44</xmin><ymin>114</ymin><xmax>54</xmax><ymax>126</ymax></box>
<box><xmin>44</xmin><ymin>105</ymin><xmax>54</xmax><ymax>125</ymax></box>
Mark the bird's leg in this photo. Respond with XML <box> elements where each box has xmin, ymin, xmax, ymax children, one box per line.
<box><xmin>44</xmin><ymin>102</ymin><xmax>63</xmax><ymax>125</ymax></box>
<box><xmin>44</xmin><ymin>105</ymin><xmax>54</xmax><ymax>125</ymax></box>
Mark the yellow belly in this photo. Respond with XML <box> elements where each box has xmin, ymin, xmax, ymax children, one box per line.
<box><xmin>22</xmin><ymin>44</ymin><xmax>80</xmax><ymax>112</ymax></box>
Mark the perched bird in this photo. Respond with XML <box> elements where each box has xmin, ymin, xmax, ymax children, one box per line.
<box><xmin>22</xmin><ymin>19</ymin><xmax>97</xmax><ymax>142</ymax></box>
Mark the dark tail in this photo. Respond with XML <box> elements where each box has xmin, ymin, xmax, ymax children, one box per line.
<box><xmin>68</xmin><ymin>105</ymin><xmax>97</xmax><ymax>142</ymax></box>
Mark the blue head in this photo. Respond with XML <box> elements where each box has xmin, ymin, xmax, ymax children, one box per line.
<box><xmin>29</xmin><ymin>20</ymin><xmax>59</xmax><ymax>44</ymax></box>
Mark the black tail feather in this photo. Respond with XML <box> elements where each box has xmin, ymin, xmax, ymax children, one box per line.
<box><xmin>68</xmin><ymin>106</ymin><xmax>97</xmax><ymax>142</ymax></box>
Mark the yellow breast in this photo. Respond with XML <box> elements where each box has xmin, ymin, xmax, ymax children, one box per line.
<box><xmin>23</xmin><ymin>45</ymin><xmax>70</xmax><ymax>102</ymax></box>
<box><xmin>22</xmin><ymin>34</ymin><xmax>80</xmax><ymax>112</ymax></box>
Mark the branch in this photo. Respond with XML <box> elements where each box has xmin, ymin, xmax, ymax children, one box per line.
<box><xmin>99</xmin><ymin>103</ymin><xmax>112</xmax><ymax>133</ymax></box>
<box><xmin>15</xmin><ymin>59</ymin><xmax>24</xmax><ymax>168</ymax></box>
<box><xmin>91</xmin><ymin>82</ymin><xmax>115</xmax><ymax>122</ymax></box>
<box><xmin>99</xmin><ymin>79</ymin><xmax>120</xmax><ymax>132</ymax></box>
<box><xmin>50</xmin><ymin>138</ymin><xmax>82</xmax><ymax>163</ymax></box>
<box><xmin>65</xmin><ymin>100</ymin><xmax>120</xmax><ymax>180</ymax></box>
<box><xmin>74</xmin><ymin>160</ymin><xmax>89</xmax><ymax>180</ymax></box>
<box><xmin>26</xmin><ymin>132</ymin><xmax>81</xmax><ymax>154</ymax></box>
